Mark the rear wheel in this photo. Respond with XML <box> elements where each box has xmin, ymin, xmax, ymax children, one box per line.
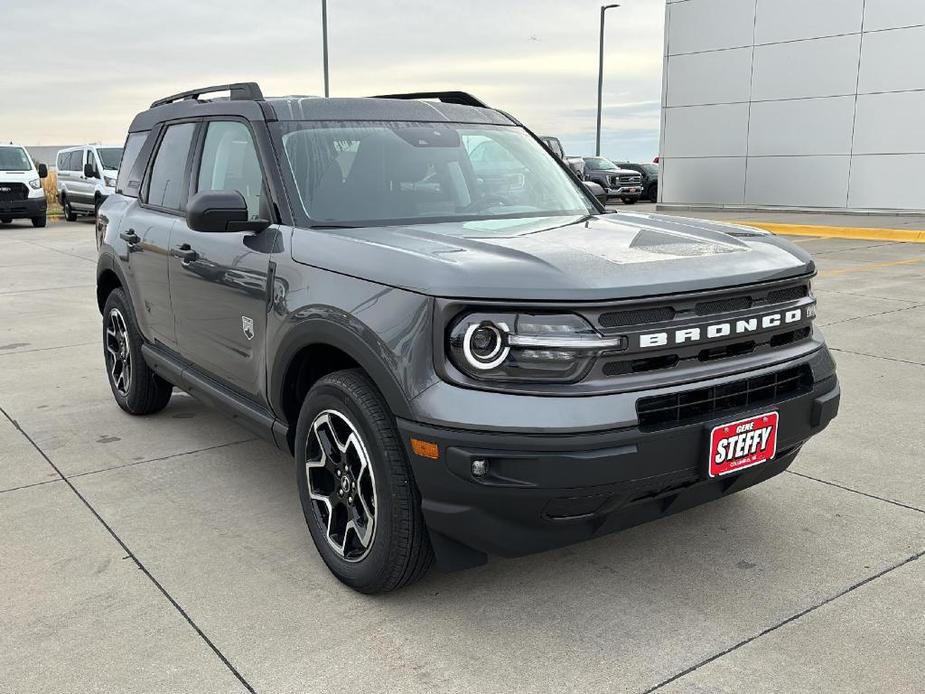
<box><xmin>63</xmin><ymin>197</ymin><xmax>78</xmax><ymax>222</ymax></box>
<box><xmin>295</xmin><ymin>369</ymin><xmax>433</xmax><ymax>593</ymax></box>
<box><xmin>102</xmin><ymin>288</ymin><xmax>173</xmax><ymax>415</ymax></box>
<box><xmin>32</xmin><ymin>216</ymin><xmax>46</xmax><ymax>228</ymax></box>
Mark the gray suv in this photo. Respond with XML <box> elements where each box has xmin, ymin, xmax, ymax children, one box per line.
<box><xmin>96</xmin><ymin>83</ymin><xmax>840</xmax><ymax>593</ymax></box>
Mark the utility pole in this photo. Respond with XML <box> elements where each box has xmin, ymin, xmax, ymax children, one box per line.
<box><xmin>322</xmin><ymin>0</ymin><xmax>330</xmax><ymax>97</ymax></box>
<box><xmin>596</xmin><ymin>4</ymin><xmax>620</xmax><ymax>156</ymax></box>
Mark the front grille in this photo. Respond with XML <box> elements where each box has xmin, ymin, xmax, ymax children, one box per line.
<box><xmin>0</xmin><ymin>183</ymin><xmax>28</xmax><ymax>202</ymax></box>
<box><xmin>636</xmin><ymin>365</ymin><xmax>813</xmax><ymax>431</ymax></box>
<box><xmin>767</xmin><ymin>285</ymin><xmax>808</xmax><ymax>303</ymax></box>
<box><xmin>600</xmin><ymin>306</ymin><xmax>676</xmax><ymax>328</ymax></box>
<box><xmin>695</xmin><ymin>296</ymin><xmax>753</xmax><ymax>316</ymax></box>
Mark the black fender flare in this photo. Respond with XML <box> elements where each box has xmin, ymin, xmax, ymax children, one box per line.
<box><xmin>269</xmin><ymin>317</ymin><xmax>415</xmax><ymax>426</ymax></box>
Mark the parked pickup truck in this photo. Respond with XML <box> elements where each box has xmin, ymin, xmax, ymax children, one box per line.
<box><xmin>582</xmin><ymin>156</ymin><xmax>643</xmax><ymax>204</ymax></box>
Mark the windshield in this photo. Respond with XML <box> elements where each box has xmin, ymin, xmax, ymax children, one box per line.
<box><xmin>278</xmin><ymin>122</ymin><xmax>594</xmax><ymax>226</ymax></box>
<box><xmin>98</xmin><ymin>147</ymin><xmax>123</xmax><ymax>170</ymax></box>
<box><xmin>0</xmin><ymin>146</ymin><xmax>33</xmax><ymax>172</ymax></box>
<box><xmin>584</xmin><ymin>157</ymin><xmax>617</xmax><ymax>171</ymax></box>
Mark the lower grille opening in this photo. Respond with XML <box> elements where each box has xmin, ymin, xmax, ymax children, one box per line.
<box><xmin>698</xmin><ymin>340</ymin><xmax>756</xmax><ymax>362</ymax></box>
<box><xmin>636</xmin><ymin>365</ymin><xmax>814</xmax><ymax>431</ymax></box>
<box><xmin>604</xmin><ymin>354</ymin><xmax>680</xmax><ymax>376</ymax></box>
<box><xmin>770</xmin><ymin>326</ymin><xmax>811</xmax><ymax>347</ymax></box>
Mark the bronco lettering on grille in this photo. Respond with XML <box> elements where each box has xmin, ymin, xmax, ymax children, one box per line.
<box><xmin>638</xmin><ymin>308</ymin><xmax>805</xmax><ymax>349</ymax></box>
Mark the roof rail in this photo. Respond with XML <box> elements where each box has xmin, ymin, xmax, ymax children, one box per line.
<box><xmin>371</xmin><ymin>91</ymin><xmax>489</xmax><ymax>108</ymax></box>
<box><xmin>150</xmin><ymin>82</ymin><xmax>264</xmax><ymax>108</ymax></box>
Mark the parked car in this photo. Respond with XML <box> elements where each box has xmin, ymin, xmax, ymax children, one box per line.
<box><xmin>581</xmin><ymin>156</ymin><xmax>643</xmax><ymax>204</ymax></box>
<box><xmin>0</xmin><ymin>143</ymin><xmax>48</xmax><ymax>227</ymax></box>
<box><xmin>96</xmin><ymin>82</ymin><xmax>839</xmax><ymax>593</ymax></box>
<box><xmin>56</xmin><ymin>144</ymin><xmax>123</xmax><ymax>221</ymax></box>
<box><xmin>616</xmin><ymin>161</ymin><xmax>659</xmax><ymax>202</ymax></box>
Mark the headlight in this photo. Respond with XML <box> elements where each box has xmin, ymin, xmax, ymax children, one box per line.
<box><xmin>448</xmin><ymin>312</ymin><xmax>627</xmax><ymax>383</ymax></box>
<box><xmin>28</xmin><ymin>178</ymin><xmax>42</xmax><ymax>190</ymax></box>
<box><xmin>104</xmin><ymin>176</ymin><xmax>117</xmax><ymax>188</ymax></box>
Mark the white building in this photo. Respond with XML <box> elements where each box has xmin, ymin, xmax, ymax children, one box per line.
<box><xmin>658</xmin><ymin>0</ymin><xmax>925</xmax><ymax>212</ymax></box>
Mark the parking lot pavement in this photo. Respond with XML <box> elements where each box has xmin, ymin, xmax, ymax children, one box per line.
<box><xmin>2</xmin><ymin>219</ymin><xmax>923</xmax><ymax>693</ymax></box>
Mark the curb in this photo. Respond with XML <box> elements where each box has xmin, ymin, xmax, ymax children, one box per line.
<box><xmin>736</xmin><ymin>221</ymin><xmax>925</xmax><ymax>244</ymax></box>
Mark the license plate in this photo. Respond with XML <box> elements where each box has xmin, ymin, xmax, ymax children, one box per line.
<box><xmin>708</xmin><ymin>412</ymin><xmax>778</xmax><ymax>477</ymax></box>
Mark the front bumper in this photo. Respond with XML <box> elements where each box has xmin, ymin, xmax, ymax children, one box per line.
<box><xmin>0</xmin><ymin>195</ymin><xmax>46</xmax><ymax>219</ymax></box>
<box><xmin>607</xmin><ymin>186</ymin><xmax>642</xmax><ymax>198</ymax></box>
<box><xmin>399</xmin><ymin>359</ymin><xmax>839</xmax><ymax>571</ymax></box>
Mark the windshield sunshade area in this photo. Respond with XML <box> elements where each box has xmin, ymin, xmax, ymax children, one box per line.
<box><xmin>98</xmin><ymin>147</ymin><xmax>123</xmax><ymax>170</ymax></box>
<box><xmin>0</xmin><ymin>146</ymin><xmax>33</xmax><ymax>172</ymax></box>
<box><xmin>278</xmin><ymin>122</ymin><xmax>595</xmax><ymax>227</ymax></box>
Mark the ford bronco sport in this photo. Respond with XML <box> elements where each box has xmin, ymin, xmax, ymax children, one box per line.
<box><xmin>96</xmin><ymin>83</ymin><xmax>840</xmax><ymax>593</ymax></box>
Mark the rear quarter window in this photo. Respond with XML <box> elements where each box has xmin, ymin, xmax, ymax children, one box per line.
<box><xmin>116</xmin><ymin>132</ymin><xmax>147</xmax><ymax>196</ymax></box>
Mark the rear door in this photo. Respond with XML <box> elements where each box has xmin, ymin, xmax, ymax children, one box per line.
<box><xmin>168</xmin><ymin>118</ymin><xmax>276</xmax><ymax>399</ymax></box>
<box><xmin>120</xmin><ymin>121</ymin><xmax>199</xmax><ymax>350</ymax></box>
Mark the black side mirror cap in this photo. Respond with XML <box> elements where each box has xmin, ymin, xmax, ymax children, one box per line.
<box><xmin>37</xmin><ymin>163</ymin><xmax>48</xmax><ymax>179</ymax></box>
<box><xmin>186</xmin><ymin>190</ymin><xmax>270</xmax><ymax>233</ymax></box>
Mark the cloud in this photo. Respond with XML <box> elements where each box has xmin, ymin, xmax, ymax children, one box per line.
<box><xmin>1</xmin><ymin>0</ymin><xmax>664</xmax><ymax>162</ymax></box>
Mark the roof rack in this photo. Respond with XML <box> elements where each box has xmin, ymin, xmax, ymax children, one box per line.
<box><xmin>150</xmin><ymin>82</ymin><xmax>264</xmax><ymax>108</ymax></box>
<box><xmin>371</xmin><ymin>91</ymin><xmax>489</xmax><ymax>108</ymax></box>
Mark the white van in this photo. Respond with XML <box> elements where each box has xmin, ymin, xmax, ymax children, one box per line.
<box><xmin>55</xmin><ymin>144</ymin><xmax>123</xmax><ymax>220</ymax></box>
<box><xmin>0</xmin><ymin>144</ymin><xmax>48</xmax><ymax>227</ymax></box>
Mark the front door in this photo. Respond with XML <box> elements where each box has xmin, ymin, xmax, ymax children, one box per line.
<box><xmin>168</xmin><ymin>119</ymin><xmax>276</xmax><ymax>399</ymax></box>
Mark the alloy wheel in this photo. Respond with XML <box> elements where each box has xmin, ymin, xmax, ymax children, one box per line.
<box><xmin>305</xmin><ymin>409</ymin><xmax>377</xmax><ymax>561</ymax></box>
<box><xmin>105</xmin><ymin>308</ymin><xmax>132</xmax><ymax>396</ymax></box>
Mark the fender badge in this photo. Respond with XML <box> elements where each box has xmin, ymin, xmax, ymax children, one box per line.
<box><xmin>241</xmin><ymin>316</ymin><xmax>255</xmax><ymax>341</ymax></box>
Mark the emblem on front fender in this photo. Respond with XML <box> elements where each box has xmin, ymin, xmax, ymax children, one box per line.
<box><xmin>241</xmin><ymin>316</ymin><xmax>255</xmax><ymax>341</ymax></box>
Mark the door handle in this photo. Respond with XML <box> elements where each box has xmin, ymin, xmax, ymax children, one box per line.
<box><xmin>171</xmin><ymin>244</ymin><xmax>199</xmax><ymax>262</ymax></box>
<box><xmin>120</xmin><ymin>230</ymin><xmax>140</xmax><ymax>244</ymax></box>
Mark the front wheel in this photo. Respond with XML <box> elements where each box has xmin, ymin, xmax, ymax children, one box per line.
<box><xmin>32</xmin><ymin>216</ymin><xmax>47</xmax><ymax>228</ymax></box>
<box><xmin>648</xmin><ymin>184</ymin><xmax>658</xmax><ymax>203</ymax></box>
<box><xmin>102</xmin><ymin>288</ymin><xmax>173</xmax><ymax>415</ymax></box>
<box><xmin>622</xmin><ymin>197</ymin><xmax>637</xmax><ymax>205</ymax></box>
<box><xmin>295</xmin><ymin>369</ymin><xmax>433</xmax><ymax>593</ymax></box>
<box><xmin>63</xmin><ymin>197</ymin><xmax>78</xmax><ymax>222</ymax></box>
<box><xmin>0</xmin><ymin>218</ymin><xmax>11</xmax><ymax>224</ymax></box>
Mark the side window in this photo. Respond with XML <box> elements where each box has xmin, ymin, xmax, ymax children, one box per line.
<box><xmin>196</xmin><ymin>121</ymin><xmax>266</xmax><ymax>219</ymax></box>
<box><xmin>116</xmin><ymin>133</ymin><xmax>146</xmax><ymax>194</ymax></box>
<box><xmin>57</xmin><ymin>152</ymin><xmax>66</xmax><ymax>170</ymax></box>
<box><xmin>69</xmin><ymin>151</ymin><xmax>80</xmax><ymax>171</ymax></box>
<box><xmin>146</xmin><ymin>123</ymin><xmax>196</xmax><ymax>211</ymax></box>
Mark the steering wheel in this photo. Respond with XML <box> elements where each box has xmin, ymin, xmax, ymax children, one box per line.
<box><xmin>461</xmin><ymin>194</ymin><xmax>514</xmax><ymax>213</ymax></box>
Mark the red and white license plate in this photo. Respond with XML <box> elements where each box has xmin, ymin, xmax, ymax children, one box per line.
<box><xmin>708</xmin><ymin>412</ymin><xmax>779</xmax><ymax>478</ymax></box>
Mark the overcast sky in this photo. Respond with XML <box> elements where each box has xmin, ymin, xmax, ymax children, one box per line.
<box><xmin>2</xmin><ymin>0</ymin><xmax>665</xmax><ymax>162</ymax></box>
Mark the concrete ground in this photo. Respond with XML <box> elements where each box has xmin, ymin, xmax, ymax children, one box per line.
<box><xmin>1</xmin><ymin>217</ymin><xmax>923</xmax><ymax>694</ymax></box>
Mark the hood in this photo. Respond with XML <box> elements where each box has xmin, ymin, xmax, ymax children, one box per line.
<box><xmin>0</xmin><ymin>170</ymin><xmax>37</xmax><ymax>182</ymax></box>
<box><xmin>290</xmin><ymin>212</ymin><xmax>814</xmax><ymax>302</ymax></box>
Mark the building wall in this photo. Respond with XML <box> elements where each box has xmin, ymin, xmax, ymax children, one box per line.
<box><xmin>659</xmin><ymin>0</ymin><xmax>925</xmax><ymax>211</ymax></box>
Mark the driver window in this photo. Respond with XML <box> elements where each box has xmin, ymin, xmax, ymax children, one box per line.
<box><xmin>197</xmin><ymin>121</ymin><xmax>266</xmax><ymax>220</ymax></box>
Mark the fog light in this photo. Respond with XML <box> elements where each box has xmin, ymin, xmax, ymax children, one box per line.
<box><xmin>471</xmin><ymin>459</ymin><xmax>489</xmax><ymax>478</ymax></box>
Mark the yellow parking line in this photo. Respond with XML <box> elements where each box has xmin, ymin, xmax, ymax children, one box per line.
<box><xmin>820</xmin><ymin>258</ymin><xmax>922</xmax><ymax>278</ymax></box>
<box><xmin>734</xmin><ymin>221</ymin><xmax>925</xmax><ymax>244</ymax></box>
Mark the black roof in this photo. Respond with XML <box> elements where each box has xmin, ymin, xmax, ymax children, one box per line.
<box><xmin>129</xmin><ymin>83</ymin><xmax>517</xmax><ymax>132</ymax></box>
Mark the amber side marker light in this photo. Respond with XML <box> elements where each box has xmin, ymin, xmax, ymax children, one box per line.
<box><xmin>410</xmin><ymin>438</ymin><xmax>440</xmax><ymax>460</ymax></box>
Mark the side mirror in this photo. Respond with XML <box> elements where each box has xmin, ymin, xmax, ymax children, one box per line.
<box><xmin>37</xmin><ymin>163</ymin><xmax>48</xmax><ymax>179</ymax></box>
<box><xmin>83</xmin><ymin>163</ymin><xmax>97</xmax><ymax>178</ymax></box>
<box><xmin>583</xmin><ymin>181</ymin><xmax>608</xmax><ymax>206</ymax></box>
<box><xmin>186</xmin><ymin>190</ymin><xmax>270</xmax><ymax>233</ymax></box>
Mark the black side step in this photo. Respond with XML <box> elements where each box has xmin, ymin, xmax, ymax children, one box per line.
<box><xmin>141</xmin><ymin>344</ymin><xmax>287</xmax><ymax>450</ymax></box>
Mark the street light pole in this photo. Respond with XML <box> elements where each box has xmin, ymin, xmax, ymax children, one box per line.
<box><xmin>322</xmin><ymin>0</ymin><xmax>330</xmax><ymax>97</ymax></box>
<box><xmin>596</xmin><ymin>4</ymin><xmax>620</xmax><ymax>156</ymax></box>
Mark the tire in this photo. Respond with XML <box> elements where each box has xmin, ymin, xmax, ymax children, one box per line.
<box><xmin>63</xmin><ymin>197</ymin><xmax>78</xmax><ymax>222</ymax></box>
<box><xmin>94</xmin><ymin>196</ymin><xmax>102</xmax><ymax>218</ymax></box>
<box><xmin>102</xmin><ymin>288</ymin><xmax>173</xmax><ymax>415</ymax></box>
<box><xmin>649</xmin><ymin>184</ymin><xmax>658</xmax><ymax>203</ymax></box>
<box><xmin>622</xmin><ymin>197</ymin><xmax>637</xmax><ymax>205</ymax></box>
<box><xmin>0</xmin><ymin>218</ymin><xmax>11</xmax><ymax>224</ymax></box>
<box><xmin>32</xmin><ymin>216</ymin><xmax>47</xmax><ymax>228</ymax></box>
<box><xmin>295</xmin><ymin>369</ymin><xmax>433</xmax><ymax>593</ymax></box>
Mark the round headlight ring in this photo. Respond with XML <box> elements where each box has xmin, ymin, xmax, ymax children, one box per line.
<box><xmin>462</xmin><ymin>321</ymin><xmax>510</xmax><ymax>370</ymax></box>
